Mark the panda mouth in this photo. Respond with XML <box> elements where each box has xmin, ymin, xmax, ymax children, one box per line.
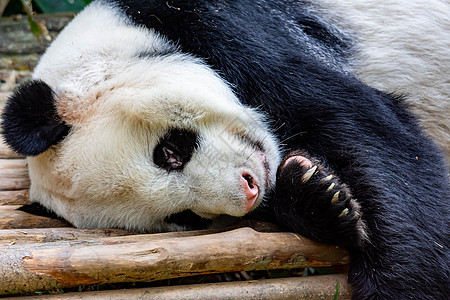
<box><xmin>164</xmin><ymin>209</ymin><xmax>212</xmax><ymax>230</ymax></box>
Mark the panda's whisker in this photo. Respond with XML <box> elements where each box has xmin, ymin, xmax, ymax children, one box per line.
<box><xmin>279</xmin><ymin>132</ymin><xmax>305</xmax><ymax>144</ymax></box>
<box><xmin>273</xmin><ymin>122</ymin><xmax>286</xmax><ymax>133</ymax></box>
<box><xmin>246</xmin><ymin>148</ymin><xmax>259</xmax><ymax>160</ymax></box>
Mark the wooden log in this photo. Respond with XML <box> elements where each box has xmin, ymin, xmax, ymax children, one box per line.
<box><xmin>0</xmin><ymin>175</ymin><xmax>30</xmax><ymax>191</ymax></box>
<box><xmin>0</xmin><ymin>159</ymin><xmax>30</xmax><ymax>191</ymax></box>
<box><xmin>0</xmin><ymin>159</ymin><xmax>28</xmax><ymax>173</ymax></box>
<box><xmin>0</xmin><ymin>189</ymin><xmax>30</xmax><ymax>205</ymax></box>
<box><xmin>0</xmin><ymin>227</ymin><xmax>349</xmax><ymax>295</ymax></box>
<box><xmin>0</xmin><ymin>205</ymin><xmax>70</xmax><ymax>229</ymax></box>
<box><xmin>6</xmin><ymin>275</ymin><xmax>351</xmax><ymax>300</ymax></box>
<box><xmin>0</xmin><ymin>172</ymin><xmax>30</xmax><ymax>190</ymax></box>
<box><xmin>0</xmin><ymin>227</ymin><xmax>135</xmax><ymax>246</ymax></box>
<box><xmin>0</xmin><ymin>221</ymin><xmax>279</xmax><ymax>246</ymax></box>
<box><xmin>0</xmin><ymin>138</ymin><xmax>24</xmax><ymax>159</ymax></box>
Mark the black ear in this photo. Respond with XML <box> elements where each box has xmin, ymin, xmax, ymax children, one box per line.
<box><xmin>1</xmin><ymin>80</ymin><xmax>70</xmax><ymax>156</ymax></box>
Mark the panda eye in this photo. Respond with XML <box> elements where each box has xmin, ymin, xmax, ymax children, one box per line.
<box><xmin>161</xmin><ymin>146</ymin><xmax>183</xmax><ymax>170</ymax></box>
<box><xmin>153</xmin><ymin>129</ymin><xmax>198</xmax><ymax>171</ymax></box>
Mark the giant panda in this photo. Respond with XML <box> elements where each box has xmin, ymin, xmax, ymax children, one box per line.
<box><xmin>1</xmin><ymin>1</ymin><xmax>449</xmax><ymax>299</ymax></box>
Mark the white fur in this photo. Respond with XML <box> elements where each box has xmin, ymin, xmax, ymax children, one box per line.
<box><xmin>315</xmin><ymin>0</ymin><xmax>450</xmax><ymax>163</ymax></box>
<box><xmin>29</xmin><ymin>2</ymin><xmax>281</xmax><ymax>231</ymax></box>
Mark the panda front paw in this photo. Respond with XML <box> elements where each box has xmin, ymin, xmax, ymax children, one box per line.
<box><xmin>273</xmin><ymin>151</ymin><xmax>367</xmax><ymax>248</ymax></box>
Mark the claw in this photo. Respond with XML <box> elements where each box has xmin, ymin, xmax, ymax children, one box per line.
<box><xmin>331</xmin><ymin>191</ymin><xmax>340</xmax><ymax>203</ymax></box>
<box><xmin>327</xmin><ymin>183</ymin><xmax>335</xmax><ymax>191</ymax></box>
<box><xmin>338</xmin><ymin>208</ymin><xmax>349</xmax><ymax>218</ymax></box>
<box><xmin>323</xmin><ymin>175</ymin><xmax>333</xmax><ymax>181</ymax></box>
<box><xmin>301</xmin><ymin>165</ymin><xmax>317</xmax><ymax>183</ymax></box>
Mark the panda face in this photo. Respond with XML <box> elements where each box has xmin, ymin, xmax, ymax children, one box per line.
<box><xmin>3</xmin><ymin>0</ymin><xmax>283</xmax><ymax>232</ymax></box>
<box><xmin>24</xmin><ymin>37</ymin><xmax>281</xmax><ymax>231</ymax></box>
<box><xmin>2</xmin><ymin>1</ymin><xmax>282</xmax><ymax>232</ymax></box>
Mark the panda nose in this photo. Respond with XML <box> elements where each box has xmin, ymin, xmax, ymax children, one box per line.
<box><xmin>241</xmin><ymin>172</ymin><xmax>259</xmax><ymax>213</ymax></box>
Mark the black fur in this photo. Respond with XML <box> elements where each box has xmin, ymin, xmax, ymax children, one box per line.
<box><xmin>153</xmin><ymin>129</ymin><xmax>198</xmax><ymax>172</ymax></box>
<box><xmin>18</xmin><ymin>202</ymin><xmax>64</xmax><ymax>220</ymax></box>
<box><xmin>107</xmin><ymin>1</ymin><xmax>450</xmax><ymax>299</ymax></box>
<box><xmin>164</xmin><ymin>209</ymin><xmax>212</xmax><ymax>230</ymax></box>
<box><xmin>1</xmin><ymin>80</ymin><xmax>70</xmax><ymax>156</ymax></box>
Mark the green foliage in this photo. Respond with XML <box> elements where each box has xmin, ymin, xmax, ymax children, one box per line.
<box><xmin>33</xmin><ymin>0</ymin><xmax>91</xmax><ymax>13</ymax></box>
<box><xmin>3</xmin><ymin>0</ymin><xmax>91</xmax><ymax>16</ymax></box>
<box><xmin>27</xmin><ymin>14</ymin><xmax>41</xmax><ymax>35</ymax></box>
<box><xmin>334</xmin><ymin>281</ymin><xmax>340</xmax><ymax>300</ymax></box>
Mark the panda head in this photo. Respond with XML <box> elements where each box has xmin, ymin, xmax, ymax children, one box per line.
<box><xmin>1</xmin><ymin>3</ymin><xmax>281</xmax><ymax>231</ymax></box>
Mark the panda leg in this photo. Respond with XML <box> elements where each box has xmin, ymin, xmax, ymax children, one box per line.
<box><xmin>273</xmin><ymin>150</ymin><xmax>367</xmax><ymax>249</ymax></box>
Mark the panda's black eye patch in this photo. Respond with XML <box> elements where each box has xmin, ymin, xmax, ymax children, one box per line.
<box><xmin>153</xmin><ymin>129</ymin><xmax>198</xmax><ymax>171</ymax></box>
